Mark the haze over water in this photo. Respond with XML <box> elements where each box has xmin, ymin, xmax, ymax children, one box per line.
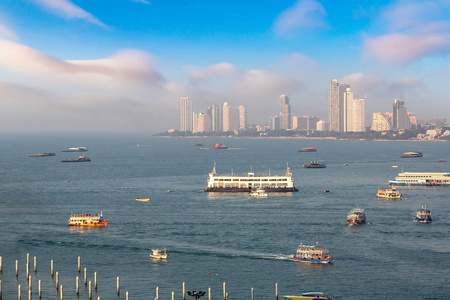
<box><xmin>0</xmin><ymin>134</ymin><xmax>449</xmax><ymax>299</ymax></box>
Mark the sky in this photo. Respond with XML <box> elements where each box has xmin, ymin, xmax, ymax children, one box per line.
<box><xmin>0</xmin><ymin>0</ymin><xmax>449</xmax><ymax>133</ymax></box>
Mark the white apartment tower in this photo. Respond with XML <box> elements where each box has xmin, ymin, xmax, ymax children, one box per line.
<box><xmin>222</xmin><ymin>102</ymin><xmax>239</xmax><ymax>132</ymax></box>
<box><xmin>180</xmin><ymin>96</ymin><xmax>193</xmax><ymax>132</ymax></box>
<box><xmin>329</xmin><ymin>79</ymin><xmax>349</xmax><ymax>132</ymax></box>
<box><xmin>352</xmin><ymin>98</ymin><xmax>366</xmax><ymax>132</ymax></box>
<box><xmin>279</xmin><ymin>95</ymin><xmax>291</xmax><ymax>130</ymax></box>
<box><xmin>238</xmin><ymin>105</ymin><xmax>247</xmax><ymax>129</ymax></box>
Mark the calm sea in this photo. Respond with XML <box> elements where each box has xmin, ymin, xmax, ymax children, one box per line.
<box><xmin>0</xmin><ymin>134</ymin><xmax>449</xmax><ymax>299</ymax></box>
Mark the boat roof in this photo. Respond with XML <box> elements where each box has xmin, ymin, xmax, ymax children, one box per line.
<box><xmin>350</xmin><ymin>208</ymin><xmax>364</xmax><ymax>213</ymax></box>
<box><xmin>302</xmin><ymin>292</ymin><xmax>324</xmax><ymax>296</ymax></box>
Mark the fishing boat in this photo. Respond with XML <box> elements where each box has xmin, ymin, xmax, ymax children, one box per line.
<box><xmin>250</xmin><ymin>189</ymin><xmax>268</xmax><ymax>198</ymax></box>
<box><xmin>292</xmin><ymin>243</ymin><xmax>333</xmax><ymax>263</ymax></box>
<box><xmin>28</xmin><ymin>153</ymin><xmax>55</xmax><ymax>157</ymax></box>
<box><xmin>416</xmin><ymin>206</ymin><xmax>432</xmax><ymax>223</ymax></box>
<box><xmin>401</xmin><ymin>152</ymin><xmax>422</xmax><ymax>158</ymax></box>
<box><xmin>67</xmin><ymin>212</ymin><xmax>108</xmax><ymax>226</ymax></box>
<box><xmin>346</xmin><ymin>207</ymin><xmax>366</xmax><ymax>224</ymax></box>
<box><xmin>209</xmin><ymin>143</ymin><xmax>228</xmax><ymax>150</ymax></box>
<box><xmin>284</xmin><ymin>292</ymin><xmax>332</xmax><ymax>300</ymax></box>
<box><xmin>376</xmin><ymin>188</ymin><xmax>402</xmax><ymax>199</ymax></box>
<box><xmin>298</xmin><ymin>147</ymin><xmax>317</xmax><ymax>152</ymax></box>
<box><xmin>150</xmin><ymin>248</ymin><xmax>168</xmax><ymax>259</ymax></box>
<box><xmin>303</xmin><ymin>161</ymin><xmax>326</xmax><ymax>168</ymax></box>
<box><xmin>62</xmin><ymin>155</ymin><xmax>91</xmax><ymax>162</ymax></box>
<box><xmin>136</xmin><ymin>198</ymin><xmax>149</xmax><ymax>202</ymax></box>
<box><xmin>205</xmin><ymin>163</ymin><xmax>298</xmax><ymax>192</ymax></box>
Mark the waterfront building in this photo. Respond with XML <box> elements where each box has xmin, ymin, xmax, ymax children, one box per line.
<box><xmin>343</xmin><ymin>87</ymin><xmax>355</xmax><ymax>132</ymax></box>
<box><xmin>279</xmin><ymin>95</ymin><xmax>291</xmax><ymax>130</ymax></box>
<box><xmin>329</xmin><ymin>79</ymin><xmax>349</xmax><ymax>132</ymax></box>
<box><xmin>352</xmin><ymin>98</ymin><xmax>366</xmax><ymax>132</ymax></box>
<box><xmin>238</xmin><ymin>105</ymin><xmax>247</xmax><ymax>129</ymax></box>
<box><xmin>209</xmin><ymin>104</ymin><xmax>223</xmax><ymax>132</ymax></box>
<box><xmin>316</xmin><ymin>120</ymin><xmax>329</xmax><ymax>131</ymax></box>
<box><xmin>371</xmin><ymin>112</ymin><xmax>392</xmax><ymax>131</ymax></box>
<box><xmin>223</xmin><ymin>102</ymin><xmax>239</xmax><ymax>132</ymax></box>
<box><xmin>393</xmin><ymin>99</ymin><xmax>410</xmax><ymax>130</ymax></box>
<box><xmin>196</xmin><ymin>113</ymin><xmax>212</xmax><ymax>132</ymax></box>
<box><xmin>180</xmin><ymin>96</ymin><xmax>193</xmax><ymax>132</ymax></box>
<box><xmin>408</xmin><ymin>112</ymin><xmax>417</xmax><ymax>128</ymax></box>
<box><xmin>270</xmin><ymin>115</ymin><xmax>280</xmax><ymax>130</ymax></box>
<box><xmin>292</xmin><ymin>116</ymin><xmax>320</xmax><ymax>131</ymax></box>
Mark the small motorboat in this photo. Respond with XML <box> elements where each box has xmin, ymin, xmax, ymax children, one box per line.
<box><xmin>376</xmin><ymin>188</ymin><xmax>402</xmax><ymax>199</ymax></box>
<box><xmin>284</xmin><ymin>292</ymin><xmax>331</xmax><ymax>300</ymax></box>
<box><xmin>250</xmin><ymin>189</ymin><xmax>268</xmax><ymax>198</ymax></box>
<box><xmin>136</xmin><ymin>198</ymin><xmax>149</xmax><ymax>202</ymax></box>
<box><xmin>346</xmin><ymin>206</ymin><xmax>366</xmax><ymax>224</ymax></box>
<box><xmin>416</xmin><ymin>206</ymin><xmax>432</xmax><ymax>223</ymax></box>
<box><xmin>150</xmin><ymin>248</ymin><xmax>168</xmax><ymax>259</ymax></box>
<box><xmin>437</xmin><ymin>159</ymin><xmax>446</xmax><ymax>163</ymax></box>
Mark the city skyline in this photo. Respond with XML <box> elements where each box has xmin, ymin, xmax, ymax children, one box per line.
<box><xmin>0</xmin><ymin>0</ymin><xmax>449</xmax><ymax>132</ymax></box>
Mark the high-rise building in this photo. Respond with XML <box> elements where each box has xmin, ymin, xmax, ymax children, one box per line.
<box><xmin>393</xmin><ymin>99</ymin><xmax>410</xmax><ymax>130</ymax></box>
<box><xmin>292</xmin><ymin>116</ymin><xmax>320</xmax><ymax>131</ymax></box>
<box><xmin>223</xmin><ymin>102</ymin><xmax>239</xmax><ymax>132</ymax></box>
<box><xmin>352</xmin><ymin>98</ymin><xmax>366</xmax><ymax>132</ymax></box>
<box><xmin>316</xmin><ymin>120</ymin><xmax>329</xmax><ymax>131</ymax></box>
<box><xmin>270</xmin><ymin>116</ymin><xmax>280</xmax><ymax>130</ymax></box>
<box><xmin>343</xmin><ymin>87</ymin><xmax>355</xmax><ymax>132</ymax></box>
<box><xmin>208</xmin><ymin>104</ymin><xmax>223</xmax><ymax>132</ymax></box>
<box><xmin>238</xmin><ymin>105</ymin><xmax>247</xmax><ymax>129</ymax></box>
<box><xmin>279</xmin><ymin>95</ymin><xmax>291</xmax><ymax>130</ymax></box>
<box><xmin>329</xmin><ymin>79</ymin><xmax>349</xmax><ymax>132</ymax></box>
<box><xmin>197</xmin><ymin>113</ymin><xmax>212</xmax><ymax>132</ymax></box>
<box><xmin>371</xmin><ymin>113</ymin><xmax>392</xmax><ymax>131</ymax></box>
<box><xmin>180</xmin><ymin>96</ymin><xmax>193</xmax><ymax>132</ymax></box>
<box><xmin>408</xmin><ymin>112</ymin><xmax>417</xmax><ymax>128</ymax></box>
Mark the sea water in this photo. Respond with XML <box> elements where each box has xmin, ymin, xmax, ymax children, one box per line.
<box><xmin>0</xmin><ymin>134</ymin><xmax>449</xmax><ymax>299</ymax></box>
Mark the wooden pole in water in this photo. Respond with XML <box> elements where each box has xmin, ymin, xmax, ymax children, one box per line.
<box><xmin>226</xmin><ymin>292</ymin><xmax>228</xmax><ymax>300</ymax></box>
<box><xmin>172</xmin><ymin>291</ymin><xmax>174</xmax><ymax>300</ymax></box>
<box><xmin>28</xmin><ymin>290</ymin><xmax>31</xmax><ymax>300</ymax></box>
<box><xmin>27</xmin><ymin>254</ymin><xmax>29</xmax><ymax>267</ymax></box>
<box><xmin>28</xmin><ymin>276</ymin><xmax>31</xmax><ymax>290</ymax></box>
<box><xmin>60</xmin><ymin>285</ymin><xmax>63</xmax><ymax>300</ymax></box>
<box><xmin>78</xmin><ymin>257</ymin><xmax>80</xmax><ymax>273</ymax></box>
<box><xmin>89</xmin><ymin>281</ymin><xmax>92</xmax><ymax>299</ymax></box>
<box><xmin>208</xmin><ymin>288</ymin><xmax>211</xmax><ymax>300</ymax></box>
<box><xmin>156</xmin><ymin>287</ymin><xmax>159</xmax><ymax>300</ymax></box>
<box><xmin>251</xmin><ymin>288</ymin><xmax>254</xmax><ymax>300</ymax></box>
<box><xmin>275</xmin><ymin>283</ymin><xmax>278</xmax><ymax>300</ymax></box>
<box><xmin>51</xmin><ymin>260</ymin><xmax>53</xmax><ymax>276</ymax></box>
<box><xmin>126</xmin><ymin>291</ymin><xmax>129</xmax><ymax>300</ymax></box>
<box><xmin>94</xmin><ymin>272</ymin><xmax>97</xmax><ymax>290</ymax></box>
<box><xmin>223</xmin><ymin>282</ymin><xmax>226</xmax><ymax>300</ymax></box>
<box><xmin>84</xmin><ymin>268</ymin><xmax>87</xmax><ymax>285</ymax></box>
<box><xmin>76</xmin><ymin>276</ymin><xmax>79</xmax><ymax>295</ymax></box>
<box><xmin>183</xmin><ymin>282</ymin><xmax>185</xmax><ymax>300</ymax></box>
<box><xmin>116</xmin><ymin>277</ymin><xmax>119</xmax><ymax>295</ymax></box>
<box><xmin>34</xmin><ymin>257</ymin><xmax>36</xmax><ymax>273</ymax></box>
<box><xmin>16</xmin><ymin>260</ymin><xmax>18</xmax><ymax>276</ymax></box>
<box><xmin>0</xmin><ymin>256</ymin><xmax>2</xmax><ymax>272</ymax></box>
<box><xmin>0</xmin><ymin>279</ymin><xmax>2</xmax><ymax>299</ymax></box>
<box><xmin>56</xmin><ymin>272</ymin><xmax>59</xmax><ymax>290</ymax></box>
<box><xmin>26</xmin><ymin>263</ymin><xmax>29</xmax><ymax>281</ymax></box>
<box><xmin>39</xmin><ymin>280</ymin><xmax>41</xmax><ymax>298</ymax></box>
<box><xmin>18</xmin><ymin>284</ymin><xmax>20</xmax><ymax>300</ymax></box>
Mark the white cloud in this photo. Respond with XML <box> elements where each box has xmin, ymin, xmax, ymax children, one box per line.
<box><xmin>131</xmin><ymin>0</ymin><xmax>151</xmax><ymax>4</ymax></box>
<box><xmin>363</xmin><ymin>0</ymin><xmax>450</xmax><ymax>65</ymax></box>
<box><xmin>0</xmin><ymin>22</ymin><xmax>18</xmax><ymax>40</ymax></box>
<box><xmin>33</xmin><ymin>0</ymin><xmax>106</xmax><ymax>27</ymax></box>
<box><xmin>273</xmin><ymin>0</ymin><xmax>327</xmax><ymax>36</ymax></box>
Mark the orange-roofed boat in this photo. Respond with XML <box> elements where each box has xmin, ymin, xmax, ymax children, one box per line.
<box><xmin>298</xmin><ymin>147</ymin><xmax>317</xmax><ymax>152</ymax></box>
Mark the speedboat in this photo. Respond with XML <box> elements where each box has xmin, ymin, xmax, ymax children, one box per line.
<box><xmin>416</xmin><ymin>206</ymin><xmax>432</xmax><ymax>223</ymax></box>
<box><xmin>346</xmin><ymin>207</ymin><xmax>366</xmax><ymax>224</ymax></box>
<box><xmin>292</xmin><ymin>243</ymin><xmax>333</xmax><ymax>263</ymax></box>
<box><xmin>376</xmin><ymin>188</ymin><xmax>402</xmax><ymax>199</ymax></box>
<box><xmin>284</xmin><ymin>292</ymin><xmax>331</xmax><ymax>300</ymax></box>
<box><xmin>250</xmin><ymin>189</ymin><xmax>268</xmax><ymax>198</ymax></box>
<box><xmin>136</xmin><ymin>198</ymin><xmax>149</xmax><ymax>202</ymax></box>
<box><xmin>150</xmin><ymin>248</ymin><xmax>168</xmax><ymax>259</ymax></box>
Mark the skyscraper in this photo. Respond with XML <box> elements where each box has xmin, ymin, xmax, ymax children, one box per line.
<box><xmin>270</xmin><ymin>116</ymin><xmax>280</xmax><ymax>130</ymax></box>
<box><xmin>393</xmin><ymin>99</ymin><xmax>410</xmax><ymax>130</ymax></box>
<box><xmin>279</xmin><ymin>95</ymin><xmax>291</xmax><ymax>130</ymax></box>
<box><xmin>180</xmin><ymin>96</ymin><xmax>193</xmax><ymax>132</ymax></box>
<box><xmin>328</xmin><ymin>79</ymin><xmax>348</xmax><ymax>132</ymax></box>
<box><xmin>222</xmin><ymin>102</ymin><xmax>239</xmax><ymax>132</ymax></box>
<box><xmin>352</xmin><ymin>98</ymin><xmax>366</xmax><ymax>132</ymax></box>
<box><xmin>343</xmin><ymin>87</ymin><xmax>355</xmax><ymax>132</ymax></box>
<box><xmin>238</xmin><ymin>105</ymin><xmax>247</xmax><ymax>129</ymax></box>
<box><xmin>208</xmin><ymin>104</ymin><xmax>223</xmax><ymax>132</ymax></box>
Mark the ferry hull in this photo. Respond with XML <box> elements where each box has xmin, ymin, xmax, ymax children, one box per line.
<box><xmin>390</xmin><ymin>181</ymin><xmax>450</xmax><ymax>186</ymax></box>
<box><xmin>205</xmin><ymin>187</ymin><xmax>298</xmax><ymax>192</ymax></box>
<box><xmin>67</xmin><ymin>220</ymin><xmax>109</xmax><ymax>227</ymax></box>
<box><xmin>292</xmin><ymin>257</ymin><xmax>333</xmax><ymax>264</ymax></box>
<box><xmin>376</xmin><ymin>194</ymin><xmax>401</xmax><ymax>199</ymax></box>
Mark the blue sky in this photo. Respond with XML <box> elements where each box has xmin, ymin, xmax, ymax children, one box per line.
<box><xmin>0</xmin><ymin>0</ymin><xmax>449</xmax><ymax>132</ymax></box>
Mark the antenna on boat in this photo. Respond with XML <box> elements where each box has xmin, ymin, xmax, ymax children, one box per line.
<box><xmin>269</xmin><ymin>168</ymin><xmax>271</xmax><ymax>176</ymax></box>
<box><xmin>231</xmin><ymin>168</ymin><xmax>233</xmax><ymax>176</ymax></box>
<box><xmin>212</xmin><ymin>162</ymin><xmax>217</xmax><ymax>175</ymax></box>
<box><xmin>250</xmin><ymin>165</ymin><xmax>252</xmax><ymax>173</ymax></box>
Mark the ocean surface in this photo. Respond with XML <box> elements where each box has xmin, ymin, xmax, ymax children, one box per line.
<box><xmin>0</xmin><ymin>134</ymin><xmax>449</xmax><ymax>299</ymax></box>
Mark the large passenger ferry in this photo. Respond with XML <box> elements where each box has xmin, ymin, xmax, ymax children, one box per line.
<box><xmin>389</xmin><ymin>172</ymin><xmax>450</xmax><ymax>186</ymax></box>
<box><xmin>204</xmin><ymin>164</ymin><xmax>298</xmax><ymax>192</ymax></box>
<box><xmin>292</xmin><ymin>243</ymin><xmax>334</xmax><ymax>264</ymax></box>
<box><xmin>67</xmin><ymin>212</ymin><xmax>108</xmax><ymax>226</ymax></box>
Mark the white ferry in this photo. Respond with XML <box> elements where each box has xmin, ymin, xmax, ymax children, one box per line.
<box><xmin>389</xmin><ymin>172</ymin><xmax>450</xmax><ymax>186</ymax></box>
<box><xmin>205</xmin><ymin>164</ymin><xmax>298</xmax><ymax>192</ymax></box>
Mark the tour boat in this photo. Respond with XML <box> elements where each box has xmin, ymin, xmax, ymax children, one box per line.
<box><xmin>250</xmin><ymin>189</ymin><xmax>268</xmax><ymax>198</ymax></box>
<box><xmin>28</xmin><ymin>153</ymin><xmax>55</xmax><ymax>157</ymax></box>
<box><xmin>298</xmin><ymin>147</ymin><xmax>317</xmax><ymax>152</ymax></box>
<box><xmin>376</xmin><ymin>188</ymin><xmax>402</xmax><ymax>199</ymax></box>
<box><xmin>346</xmin><ymin>207</ymin><xmax>366</xmax><ymax>224</ymax></box>
<box><xmin>150</xmin><ymin>248</ymin><xmax>168</xmax><ymax>259</ymax></box>
<box><xmin>390</xmin><ymin>172</ymin><xmax>450</xmax><ymax>186</ymax></box>
<box><xmin>292</xmin><ymin>243</ymin><xmax>333</xmax><ymax>263</ymax></box>
<box><xmin>67</xmin><ymin>212</ymin><xmax>108</xmax><ymax>226</ymax></box>
<box><xmin>416</xmin><ymin>206</ymin><xmax>432</xmax><ymax>223</ymax></box>
<box><xmin>136</xmin><ymin>198</ymin><xmax>149</xmax><ymax>202</ymax></box>
<box><xmin>401</xmin><ymin>152</ymin><xmax>422</xmax><ymax>158</ymax></box>
<box><xmin>205</xmin><ymin>163</ymin><xmax>298</xmax><ymax>192</ymax></box>
<box><xmin>303</xmin><ymin>161</ymin><xmax>326</xmax><ymax>168</ymax></box>
<box><xmin>62</xmin><ymin>155</ymin><xmax>91</xmax><ymax>162</ymax></box>
<box><xmin>284</xmin><ymin>292</ymin><xmax>332</xmax><ymax>300</ymax></box>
